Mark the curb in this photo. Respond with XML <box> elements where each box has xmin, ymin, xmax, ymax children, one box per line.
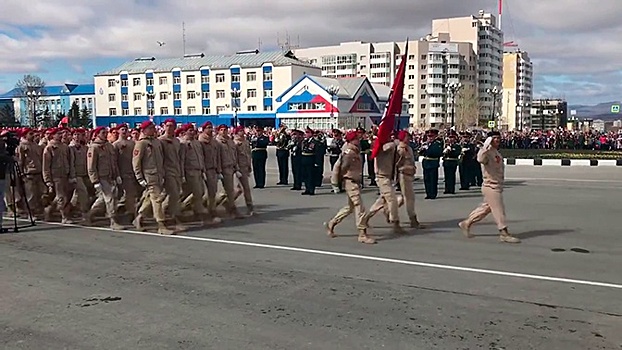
<box><xmin>416</xmin><ymin>156</ymin><xmax>622</xmax><ymax>167</ymax></box>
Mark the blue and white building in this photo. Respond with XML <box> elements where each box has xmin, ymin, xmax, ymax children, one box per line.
<box><xmin>0</xmin><ymin>83</ymin><xmax>95</xmax><ymax>126</ymax></box>
<box><xmin>93</xmin><ymin>50</ymin><xmax>320</xmax><ymax>128</ymax></box>
<box><xmin>274</xmin><ymin>74</ymin><xmax>410</xmax><ymax>130</ymax></box>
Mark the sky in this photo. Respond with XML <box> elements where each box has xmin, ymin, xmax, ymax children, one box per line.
<box><xmin>1</xmin><ymin>0</ymin><xmax>621</xmax><ymax>106</ymax></box>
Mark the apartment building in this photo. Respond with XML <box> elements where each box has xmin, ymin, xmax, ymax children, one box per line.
<box><xmin>502</xmin><ymin>50</ymin><xmax>533</xmax><ymax>130</ymax></box>
<box><xmin>93</xmin><ymin>50</ymin><xmax>319</xmax><ymax>127</ymax></box>
<box><xmin>529</xmin><ymin>98</ymin><xmax>568</xmax><ymax>130</ymax></box>
<box><xmin>432</xmin><ymin>10</ymin><xmax>504</xmax><ymax>124</ymax></box>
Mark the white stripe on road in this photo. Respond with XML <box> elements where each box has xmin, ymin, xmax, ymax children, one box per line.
<box><xmin>13</xmin><ymin>219</ymin><xmax>622</xmax><ymax>291</ymax></box>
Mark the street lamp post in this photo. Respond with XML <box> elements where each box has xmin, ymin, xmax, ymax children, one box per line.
<box><xmin>26</xmin><ymin>90</ymin><xmax>42</xmax><ymax>127</ymax></box>
<box><xmin>230</xmin><ymin>88</ymin><xmax>241</xmax><ymax>127</ymax></box>
<box><xmin>445</xmin><ymin>82</ymin><xmax>462</xmax><ymax>129</ymax></box>
<box><xmin>486</xmin><ymin>86</ymin><xmax>502</xmax><ymax>130</ymax></box>
<box><xmin>326</xmin><ymin>85</ymin><xmax>340</xmax><ymax>127</ymax></box>
<box><xmin>146</xmin><ymin>89</ymin><xmax>156</xmax><ymax>121</ymax></box>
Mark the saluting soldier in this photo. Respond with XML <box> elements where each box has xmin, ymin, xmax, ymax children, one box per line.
<box><xmin>442</xmin><ymin>131</ymin><xmax>462</xmax><ymax>194</ymax></box>
<box><xmin>132</xmin><ymin>121</ymin><xmax>174</xmax><ymax>235</ymax></box>
<box><xmin>287</xmin><ymin>129</ymin><xmax>303</xmax><ymax>191</ymax></box>
<box><xmin>325</xmin><ymin>130</ymin><xmax>375</xmax><ymax>244</ymax></box>
<box><xmin>300</xmin><ymin>127</ymin><xmax>318</xmax><ymax>195</ymax></box>
<box><xmin>250</xmin><ymin>126</ymin><xmax>270</xmax><ymax>189</ymax></box>
<box><xmin>86</xmin><ymin>126</ymin><xmax>124</xmax><ymax>230</ymax></box>
<box><xmin>113</xmin><ymin>124</ymin><xmax>139</xmax><ymax>220</ymax></box>
<box><xmin>42</xmin><ymin>128</ymin><xmax>74</xmax><ymax>223</ymax></box>
<box><xmin>328</xmin><ymin>129</ymin><xmax>344</xmax><ymax>193</ymax></box>
<box><xmin>419</xmin><ymin>129</ymin><xmax>443</xmax><ymax>199</ymax></box>
<box><xmin>274</xmin><ymin>125</ymin><xmax>290</xmax><ymax>185</ymax></box>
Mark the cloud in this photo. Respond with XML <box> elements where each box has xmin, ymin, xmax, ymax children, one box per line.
<box><xmin>0</xmin><ymin>0</ymin><xmax>621</xmax><ymax>104</ymax></box>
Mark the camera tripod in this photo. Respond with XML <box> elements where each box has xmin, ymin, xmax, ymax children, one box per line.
<box><xmin>5</xmin><ymin>160</ymin><xmax>36</xmax><ymax>233</ymax></box>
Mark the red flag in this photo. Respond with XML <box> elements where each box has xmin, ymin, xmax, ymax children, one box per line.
<box><xmin>371</xmin><ymin>40</ymin><xmax>408</xmax><ymax>159</ymax></box>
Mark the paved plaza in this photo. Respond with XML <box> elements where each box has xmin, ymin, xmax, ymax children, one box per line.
<box><xmin>1</xmin><ymin>151</ymin><xmax>621</xmax><ymax>349</ymax></box>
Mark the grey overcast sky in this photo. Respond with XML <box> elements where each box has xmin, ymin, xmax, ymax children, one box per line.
<box><xmin>0</xmin><ymin>0</ymin><xmax>621</xmax><ymax>105</ymax></box>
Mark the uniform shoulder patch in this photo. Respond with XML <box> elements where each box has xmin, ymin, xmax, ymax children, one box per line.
<box><xmin>344</xmin><ymin>149</ymin><xmax>351</xmax><ymax>154</ymax></box>
<box><xmin>87</xmin><ymin>152</ymin><xmax>92</xmax><ymax>158</ymax></box>
<box><xmin>133</xmin><ymin>149</ymin><xmax>140</xmax><ymax>157</ymax></box>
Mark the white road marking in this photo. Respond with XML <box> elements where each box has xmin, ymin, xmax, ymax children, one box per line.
<box><xmin>10</xmin><ymin>219</ymin><xmax>622</xmax><ymax>291</ymax></box>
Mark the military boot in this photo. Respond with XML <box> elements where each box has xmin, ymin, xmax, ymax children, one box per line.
<box><xmin>324</xmin><ymin>220</ymin><xmax>337</xmax><ymax>238</ymax></box>
<box><xmin>392</xmin><ymin>221</ymin><xmax>407</xmax><ymax>235</ymax></box>
<box><xmin>43</xmin><ymin>207</ymin><xmax>53</xmax><ymax>222</ymax></box>
<box><xmin>247</xmin><ymin>204</ymin><xmax>255</xmax><ymax>217</ymax></box>
<box><xmin>458</xmin><ymin>220</ymin><xmax>474</xmax><ymax>238</ymax></box>
<box><xmin>132</xmin><ymin>214</ymin><xmax>145</xmax><ymax>232</ymax></box>
<box><xmin>357</xmin><ymin>229</ymin><xmax>376</xmax><ymax>244</ymax></box>
<box><xmin>410</xmin><ymin>216</ymin><xmax>425</xmax><ymax>229</ymax></box>
<box><xmin>82</xmin><ymin>210</ymin><xmax>94</xmax><ymax>226</ymax></box>
<box><xmin>174</xmin><ymin>218</ymin><xmax>187</xmax><ymax>233</ymax></box>
<box><xmin>110</xmin><ymin>218</ymin><xmax>125</xmax><ymax>231</ymax></box>
<box><xmin>499</xmin><ymin>228</ymin><xmax>520</xmax><ymax>243</ymax></box>
<box><xmin>157</xmin><ymin>222</ymin><xmax>175</xmax><ymax>235</ymax></box>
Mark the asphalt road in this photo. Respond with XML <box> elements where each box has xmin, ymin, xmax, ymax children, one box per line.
<box><xmin>1</xmin><ymin>151</ymin><xmax>621</xmax><ymax>349</ymax></box>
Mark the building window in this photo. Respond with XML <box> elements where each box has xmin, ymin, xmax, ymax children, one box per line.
<box><xmin>216</xmin><ymin>90</ymin><xmax>225</xmax><ymax>98</ymax></box>
<box><xmin>263</xmin><ymin>72</ymin><xmax>272</xmax><ymax>81</ymax></box>
<box><xmin>107</xmin><ymin>79</ymin><xmax>116</xmax><ymax>87</ymax></box>
<box><xmin>187</xmin><ymin>91</ymin><xmax>197</xmax><ymax>99</ymax></box>
<box><xmin>134</xmin><ymin>107</ymin><xmax>142</xmax><ymax>115</ymax></box>
<box><xmin>288</xmin><ymin>102</ymin><xmax>325</xmax><ymax>111</ymax></box>
<box><xmin>202</xmin><ymin>107</ymin><xmax>210</xmax><ymax>114</ymax></box>
<box><xmin>247</xmin><ymin>105</ymin><xmax>257</xmax><ymax>111</ymax></box>
<box><xmin>174</xmin><ymin>107</ymin><xmax>182</xmax><ymax>115</ymax></box>
<box><xmin>173</xmin><ymin>92</ymin><xmax>181</xmax><ymax>100</ymax></box>
<box><xmin>186</xmin><ymin>75</ymin><xmax>196</xmax><ymax>84</ymax></box>
<box><xmin>215</xmin><ymin>74</ymin><xmax>225</xmax><ymax>83</ymax></box>
<box><xmin>160</xmin><ymin>107</ymin><xmax>169</xmax><ymax>114</ymax></box>
<box><xmin>159</xmin><ymin>92</ymin><xmax>168</xmax><ymax>100</ymax></box>
<box><xmin>109</xmin><ymin>108</ymin><xmax>117</xmax><ymax>116</ymax></box>
<box><xmin>263</xmin><ymin>90</ymin><xmax>272</xmax><ymax>98</ymax></box>
<box><xmin>247</xmin><ymin>89</ymin><xmax>257</xmax><ymax>98</ymax></box>
<box><xmin>108</xmin><ymin>94</ymin><xmax>115</xmax><ymax>102</ymax></box>
<box><xmin>216</xmin><ymin>106</ymin><xmax>225</xmax><ymax>114</ymax></box>
<box><xmin>357</xmin><ymin>102</ymin><xmax>372</xmax><ymax>111</ymax></box>
<box><xmin>122</xmin><ymin>109</ymin><xmax>129</xmax><ymax>116</ymax></box>
<box><xmin>159</xmin><ymin>76</ymin><xmax>168</xmax><ymax>85</ymax></box>
<box><xmin>202</xmin><ymin>91</ymin><xmax>210</xmax><ymax>99</ymax></box>
<box><xmin>187</xmin><ymin>106</ymin><xmax>196</xmax><ymax>114</ymax></box>
<box><xmin>133</xmin><ymin>78</ymin><xmax>141</xmax><ymax>86</ymax></box>
<box><xmin>173</xmin><ymin>76</ymin><xmax>181</xmax><ymax>84</ymax></box>
<box><xmin>231</xmin><ymin>74</ymin><xmax>240</xmax><ymax>82</ymax></box>
<box><xmin>146</xmin><ymin>78</ymin><xmax>154</xmax><ymax>85</ymax></box>
<box><xmin>121</xmin><ymin>94</ymin><xmax>128</xmax><ymax>101</ymax></box>
<box><xmin>133</xmin><ymin>93</ymin><xmax>142</xmax><ymax>101</ymax></box>
<box><xmin>246</xmin><ymin>72</ymin><xmax>256</xmax><ymax>81</ymax></box>
<box><xmin>121</xmin><ymin>79</ymin><xmax>128</xmax><ymax>87</ymax></box>
<box><xmin>264</xmin><ymin>105</ymin><xmax>272</xmax><ymax>111</ymax></box>
<box><xmin>201</xmin><ymin>75</ymin><xmax>209</xmax><ymax>83</ymax></box>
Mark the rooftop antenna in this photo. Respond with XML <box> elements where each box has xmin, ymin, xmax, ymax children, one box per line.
<box><xmin>277</xmin><ymin>31</ymin><xmax>300</xmax><ymax>51</ymax></box>
<box><xmin>182</xmin><ymin>21</ymin><xmax>186</xmax><ymax>55</ymax></box>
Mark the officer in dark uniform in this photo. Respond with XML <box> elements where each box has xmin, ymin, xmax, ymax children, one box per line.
<box><xmin>472</xmin><ymin>136</ymin><xmax>484</xmax><ymax>187</ymax></box>
<box><xmin>287</xmin><ymin>129</ymin><xmax>303</xmax><ymax>191</ymax></box>
<box><xmin>301</xmin><ymin>127</ymin><xmax>318</xmax><ymax>195</ymax></box>
<box><xmin>358</xmin><ymin>128</ymin><xmax>376</xmax><ymax>187</ymax></box>
<box><xmin>458</xmin><ymin>131</ymin><xmax>474</xmax><ymax>190</ymax></box>
<box><xmin>313</xmin><ymin>130</ymin><xmax>327</xmax><ymax>187</ymax></box>
<box><xmin>274</xmin><ymin>125</ymin><xmax>290</xmax><ymax>185</ymax></box>
<box><xmin>250</xmin><ymin>126</ymin><xmax>270</xmax><ymax>188</ymax></box>
<box><xmin>328</xmin><ymin>129</ymin><xmax>345</xmax><ymax>192</ymax></box>
<box><xmin>442</xmin><ymin>131</ymin><xmax>461</xmax><ymax>194</ymax></box>
<box><xmin>419</xmin><ymin>129</ymin><xmax>443</xmax><ymax>199</ymax></box>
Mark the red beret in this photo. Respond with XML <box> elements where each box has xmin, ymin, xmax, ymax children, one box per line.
<box><xmin>217</xmin><ymin>124</ymin><xmax>228</xmax><ymax>130</ymax></box>
<box><xmin>163</xmin><ymin>118</ymin><xmax>176</xmax><ymax>125</ymax></box>
<box><xmin>140</xmin><ymin>121</ymin><xmax>154</xmax><ymax>130</ymax></box>
<box><xmin>201</xmin><ymin>121</ymin><xmax>213</xmax><ymax>129</ymax></box>
<box><xmin>174</xmin><ymin>126</ymin><xmax>186</xmax><ymax>137</ymax></box>
<box><xmin>397</xmin><ymin>130</ymin><xmax>409</xmax><ymax>141</ymax></box>
<box><xmin>20</xmin><ymin>128</ymin><xmax>32</xmax><ymax>137</ymax></box>
<box><xmin>74</xmin><ymin>128</ymin><xmax>86</xmax><ymax>133</ymax></box>
<box><xmin>116</xmin><ymin>123</ymin><xmax>129</xmax><ymax>130</ymax></box>
<box><xmin>345</xmin><ymin>130</ymin><xmax>358</xmax><ymax>142</ymax></box>
<box><xmin>184</xmin><ymin>123</ymin><xmax>195</xmax><ymax>130</ymax></box>
<box><xmin>92</xmin><ymin>126</ymin><xmax>106</xmax><ymax>136</ymax></box>
<box><xmin>233</xmin><ymin>126</ymin><xmax>245</xmax><ymax>134</ymax></box>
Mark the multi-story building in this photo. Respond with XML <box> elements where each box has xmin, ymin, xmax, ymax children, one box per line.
<box><xmin>431</xmin><ymin>10</ymin><xmax>504</xmax><ymax>124</ymax></box>
<box><xmin>528</xmin><ymin>98</ymin><xmax>568</xmax><ymax>130</ymax></box>
<box><xmin>93</xmin><ymin>50</ymin><xmax>319</xmax><ymax>127</ymax></box>
<box><xmin>502</xmin><ymin>49</ymin><xmax>533</xmax><ymax>130</ymax></box>
<box><xmin>0</xmin><ymin>83</ymin><xmax>95</xmax><ymax>126</ymax></box>
<box><xmin>295</xmin><ymin>36</ymin><xmax>476</xmax><ymax>128</ymax></box>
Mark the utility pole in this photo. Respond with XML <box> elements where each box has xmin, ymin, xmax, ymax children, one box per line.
<box><xmin>182</xmin><ymin>22</ymin><xmax>186</xmax><ymax>55</ymax></box>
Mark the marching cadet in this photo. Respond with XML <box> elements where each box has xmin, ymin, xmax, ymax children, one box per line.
<box><xmin>130</xmin><ymin>128</ymin><xmax>140</xmax><ymax>142</ymax></box>
<box><xmin>250</xmin><ymin>126</ymin><xmax>270</xmax><ymax>189</ymax></box>
<box><xmin>179</xmin><ymin>124</ymin><xmax>209</xmax><ymax>222</ymax></box>
<box><xmin>68</xmin><ymin>128</ymin><xmax>91</xmax><ymax>219</ymax></box>
<box><xmin>287</xmin><ymin>129</ymin><xmax>303</xmax><ymax>191</ymax></box>
<box><xmin>459</xmin><ymin>131</ymin><xmax>520</xmax><ymax>244</ymax></box>
<box><xmin>232</xmin><ymin>125</ymin><xmax>254</xmax><ymax>215</ymax></box>
<box><xmin>328</xmin><ymin>129</ymin><xmax>344</xmax><ymax>193</ymax></box>
<box><xmin>313</xmin><ymin>130</ymin><xmax>327</xmax><ymax>187</ymax></box>
<box><xmin>458</xmin><ymin>131</ymin><xmax>475</xmax><ymax>191</ymax></box>
<box><xmin>325</xmin><ymin>130</ymin><xmax>375</xmax><ymax>244</ymax></box>
<box><xmin>215</xmin><ymin>124</ymin><xmax>242</xmax><ymax>218</ymax></box>
<box><xmin>197</xmin><ymin>121</ymin><xmax>222</xmax><ymax>224</ymax></box>
<box><xmin>363</xmin><ymin>137</ymin><xmax>406</xmax><ymax>235</ymax></box>
<box><xmin>395</xmin><ymin>130</ymin><xmax>423</xmax><ymax>228</ymax></box>
<box><xmin>132</xmin><ymin>121</ymin><xmax>174</xmax><ymax>235</ymax></box>
<box><xmin>16</xmin><ymin>127</ymin><xmax>45</xmax><ymax>218</ymax></box>
<box><xmin>42</xmin><ymin>128</ymin><xmax>74</xmax><ymax>223</ymax></box>
<box><xmin>274</xmin><ymin>125</ymin><xmax>290</xmax><ymax>186</ymax></box>
<box><xmin>442</xmin><ymin>131</ymin><xmax>462</xmax><ymax>194</ymax></box>
<box><xmin>113</xmin><ymin>124</ymin><xmax>139</xmax><ymax>220</ymax></box>
<box><xmin>419</xmin><ymin>129</ymin><xmax>443</xmax><ymax>199</ymax></box>
<box><xmin>86</xmin><ymin>126</ymin><xmax>124</xmax><ymax>230</ymax></box>
<box><xmin>159</xmin><ymin>118</ymin><xmax>185</xmax><ymax>231</ymax></box>
<box><xmin>300</xmin><ymin>127</ymin><xmax>318</xmax><ymax>195</ymax></box>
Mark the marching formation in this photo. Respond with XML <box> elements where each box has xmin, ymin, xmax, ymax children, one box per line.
<box><xmin>1</xmin><ymin>121</ymin><xmax>519</xmax><ymax>245</ymax></box>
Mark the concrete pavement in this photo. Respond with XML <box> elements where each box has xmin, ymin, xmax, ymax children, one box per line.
<box><xmin>0</xmin><ymin>153</ymin><xmax>621</xmax><ymax>349</ymax></box>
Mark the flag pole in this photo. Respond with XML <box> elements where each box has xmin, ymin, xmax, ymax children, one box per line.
<box><xmin>391</xmin><ymin>38</ymin><xmax>408</xmax><ymax>184</ymax></box>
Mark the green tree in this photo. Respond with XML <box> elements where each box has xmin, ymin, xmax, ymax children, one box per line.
<box><xmin>15</xmin><ymin>74</ymin><xmax>47</xmax><ymax>127</ymax></box>
<box><xmin>78</xmin><ymin>106</ymin><xmax>93</xmax><ymax>128</ymax></box>
<box><xmin>455</xmin><ymin>85</ymin><xmax>480</xmax><ymax>130</ymax></box>
<box><xmin>0</xmin><ymin>104</ymin><xmax>19</xmax><ymax>127</ymax></box>
<box><xmin>68</xmin><ymin>100</ymin><xmax>80</xmax><ymax>127</ymax></box>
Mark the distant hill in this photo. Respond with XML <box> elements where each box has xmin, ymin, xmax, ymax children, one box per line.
<box><xmin>569</xmin><ymin>101</ymin><xmax>622</xmax><ymax>120</ymax></box>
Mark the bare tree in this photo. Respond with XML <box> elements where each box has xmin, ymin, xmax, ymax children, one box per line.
<box><xmin>455</xmin><ymin>85</ymin><xmax>480</xmax><ymax>130</ymax></box>
<box><xmin>15</xmin><ymin>74</ymin><xmax>47</xmax><ymax>126</ymax></box>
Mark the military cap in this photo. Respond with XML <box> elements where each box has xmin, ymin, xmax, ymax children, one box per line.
<box><xmin>345</xmin><ymin>130</ymin><xmax>358</xmax><ymax>142</ymax></box>
<box><xmin>487</xmin><ymin>130</ymin><xmax>501</xmax><ymax>137</ymax></box>
<box><xmin>139</xmin><ymin>121</ymin><xmax>154</xmax><ymax>130</ymax></box>
<box><xmin>233</xmin><ymin>126</ymin><xmax>245</xmax><ymax>134</ymax></box>
<box><xmin>163</xmin><ymin>118</ymin><xmax>176</xmax><ymax>125</ymax></box>
<box><xmin>426</xmin><ymin>129</ymin><xmax>439</xmax><ymax>135</ymax></box>
<box><xmin>93</xmin><ymin>126</ymin><xmax>107</xmax><ymax>135</ymax></box>
<box><xmin>217</xmin><ymin>124</ymin><xmax>228</xmax><ymax>130</ymax></box>
<box><xmin>397</xmin><ymin>130</ymin><xmax>410</xmax><ymax>141</ymax></box>
<box><xmin>201</xmin><ymin>121</ymin><xmax>213</xmax><ymax>129</ymax></box>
